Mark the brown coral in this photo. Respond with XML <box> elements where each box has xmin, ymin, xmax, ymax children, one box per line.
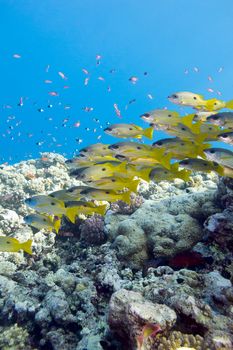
<box><xmin>150</xmin><ymin>331</ymin><xmax>205</xmax><ymax>350</ymax></box>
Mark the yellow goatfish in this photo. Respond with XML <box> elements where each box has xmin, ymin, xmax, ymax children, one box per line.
<box><xmin>0</xmin><ymin>237</ymin><xmax>32</xmax><ymax>254</ymax></box>
<box><xmin>79</xmin><ymin>143</ymin><xmax>113</xmax><ymax>156</ymax></box>
<box><xmin>85</xmin><ymin>176</ymin><xmax>140</xmax><ymax>193</ymax></box>
<box><xmin>70</xmin><ymin>161</ymin><xmax>127</xmax><ymax>181</ymax></box>
<box><xmin>25</xmin><ymin>195</ymin><xmax>80</xmax><ymax>224</ymax></box>
<box><xmin>79</xmin><ymin>187</ymin><xmax>132</xmax><ymax>204</ymax></box>
<box><xmin>104</xmin><ymin>124</ymin><xmax>154</xmax><ymax>140</ymax></box>
<box><xmin>150</xmin><ymin>163</ymin><xmax>191</xmax><ymax>182</ymax></box>
<box><xmin>179</xmin><ymin>158</ymin><xmax>224</xmax><ymax>176</ymax></box>
<box><xmin>24</xmin><ymin>213</ymin><xmax>61</xmax><ymax>234</ymax></box>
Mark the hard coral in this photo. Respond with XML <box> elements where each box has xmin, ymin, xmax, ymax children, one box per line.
<box><xmin>111</xmin><ymin>193</ymin><xmax>144</xmax><ymax>215</ymax></box>
<box><xmin>152</xmin><ymin>331</ymin><xmax>204</xmax><ymax>350</ymax></box>
<box><xmin>80</xmin><ymin>214</ymin><xmax>106</xmax><ymax>245</ymax></box>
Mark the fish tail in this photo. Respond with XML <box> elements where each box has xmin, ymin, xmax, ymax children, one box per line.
<box><xmin>66</xmin><ymin>208</ymin><xmax>78</xmax><ymax>224</ymax></box>
<box><xmin>53</xmin><ymin>218</ymin><xmax>61</xmax><ymax>234</ymax></box>
<box><xmin>225</xmin><ymin>99</ymin><xmax>233</xmax><ymax>109</ymax></box>
<box><xmin>138</xmin><ymin>168</ymin><xmax>152</xmax><ymax>182</ymax></box>
<box><xmin>194</xmin><ymin>133</ymin><xmax>209</xmax><ymax>144</ymax></box>
<box><xmin>160</xmin><ymin>153</ymin><xmax>171</xmax><ymax>169</ymax></box>
<box><xmin>216</xmin><ymin>165</ymin><xmax>225</xmax><ymax>176</ymax></box>
<box><xmin>143</xmin><ymin>127</ymin><xmax>154</xmax><ymax>140</ymax></box>
<box><xmin>178</xmin><ymin>169</ymin><xmax>192</xmax><ymax>181</ymax></box>
<box><xmin>196</xmin><ymin>143</ymin><xmax>211</xmax><ymax>158</ymax></box>
<box><xmin>127</xmin><ymin>179</ymin><xmax>140</xmax><ymax>193</ymax></box>
<box><xmin>122</xmin><ymin>191</ymin><xmax>131</xmax><ymax>204</ymax></box>
<box><xmin>21</xmin><ymin>239</ymin><xmax>33</xmax><ymax>255</ymax></box>
<box><xmin>181</xmin><ymin>114</ymin><xmax>195</xmax><ymax>128</ymax></box>
<box><xmin>95</xmin><ymin>204</ymin><xmax>108</xmax><ymax>216</ymax></box>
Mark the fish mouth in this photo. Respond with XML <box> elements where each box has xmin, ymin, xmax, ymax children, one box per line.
<box><xmin>140</xmin><ymin>113</ymin><xmax>151</xmax><ymax>119</ymax></box>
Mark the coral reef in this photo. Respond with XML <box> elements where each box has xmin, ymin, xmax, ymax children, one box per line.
<box><xmin>108</xmin><ymin>289</ymin><xmax>176</xmax><ymax>349</ymax></box>
<box><xmin>0</xmin><ymin>154</ymin><xmax>232</xmax><ymax>349</ymax></box>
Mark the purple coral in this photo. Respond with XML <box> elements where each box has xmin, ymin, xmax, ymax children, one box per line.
<box><xmin>111</xmin><ymin>193</ymin><xmax>144</xmax><ymax>215</ymax></box>
<box><xmin>80</xmin><ymin>214</ymin><xmax>106</xmax><ymax>245</ymax></box>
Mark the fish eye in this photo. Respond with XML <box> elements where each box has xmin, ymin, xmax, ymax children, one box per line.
<box><xmin>204</xmin><ymin>162</ymin><xmax>208</xmax><ymax>166</ymax></box>
<box><xmin>129</xmin><ymin>128</ymin><xmax>133</xmax><ymax>130</ymax></box>
<box><xmin>181</xmin><ymin>143</ymin><xmax>185</xmax><ymax>146</ymax></box>
<box><xmin>81</xmin><ymin>149</ymin><xmax>87</xmax><ymax>153</ymax></box>
<box><xmin>209</xmin><ymin>149</ymin><xmax>215</xmax><ymax>154</ymax></box>
<box><xmin>164</xmin><ymin>171</ymin><xmax>168</xmax><ymax>174</ymax></box>
<box><xmin>102</xmin><ymin>168</ymin><xmax>106</xmax><ymax>171</ymax></box>
<box><xmin>214</xmin><ymin>103</ymin><xmax>217</xmax><ymax>105</ymax></box>
<box><xmin>168</xmin><ymin>114</ymin><xmax>172</xmax><ymax>117</ymax></box>
<box><xmin>111</xmin><ymin>145</ymin><xmax>119</xmax><ymax>149</ymax></box>
<box><xmin>79</xmin><ymin>154</ymin><xmax>85</xmax><ymax>158</ymax></box>
<box><xmin>193</xmin><ymin>96</ymin><xmax>197</xmax><ymax>100</ymax></box>
<box><xmin>51</xmin><ymin>202</ymin><xmax>56</xmax><ymax>206</ymax></box>
<box><xmin>181</xmin><ymin>127</ymin><xmax>186</xmax><ymax>131</ymax></box>
<box><xmin>105</xmin><ymin>191</ymin><xmax>110</xmax><ymax>194</ymax></box>
<box><xmin>221</xmin><ymin>134</ymin><xmax>228</xmax><ymax>138</ymax></box>
<box><xmin>213</xmin><ymin>116</ymin><xmax>219</xmax><ymax>120</ymax></box>
<box><xmin>105</xmin><ymin>127</ymin><xmax>112</xmax><ymax>131</ymax></box>
<box><xmin>182</xmin><ymin>160</ymin><xmax>189</xmax><ymax>165</ymax></box>
<box><xmin>172</xmin><ymin>94</ymin><xmax>178</xmax><ymax>98</ymax></box>
<box><xmin>208</xmin><ymin>127</ymin><xmax>213</xmax><ymax>130</ymax></box>
<box><xmin>112</xmin><ymin>179</ymin><xmax>116</xmax><ymax>182</ymax></box>
<box><xmin>156</xmin><ymin>141</ymin><xmax>163</xmax><ymax>146</ymax></box>
<box><xmin>137</xmin><ymin>146</ymin><xmax>142</xmax><ymax>149</ymax></box>
<box><xmin>213</xmin><ymin>161</ymin><xmax>219</xmax><ymax>167</ymax></box>
<box><xmin>6</xmin><ymin>241</ymin><xmax>11</xmax><ymax>244</ymax></box>
<box><xmin>43</xmin><ymin>218</ymin><xmax>47</xmax><ymax>222</ymax></box>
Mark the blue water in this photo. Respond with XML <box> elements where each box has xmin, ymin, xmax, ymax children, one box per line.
<box><xmin>1</xmin><ymin>0</ymin><xmax>233</xmax><ymax>163</ymax></box>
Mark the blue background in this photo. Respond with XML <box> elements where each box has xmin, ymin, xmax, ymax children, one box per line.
<box><xmin>0</xmin><ymin>0</ymin><xmax>233</xmax><ymax>163</ymax></box>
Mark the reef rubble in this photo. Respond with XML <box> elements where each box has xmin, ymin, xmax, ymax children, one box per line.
<box><xmin>0</xmin><ymin>153</ymin><xmax>232</xmax><ymax>349</ymax></box>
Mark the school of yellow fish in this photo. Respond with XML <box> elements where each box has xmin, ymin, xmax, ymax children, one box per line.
<box><xmin>2</xmin><ymin>91</ymin><xmax>233</xmax><ymax>254</ymax></box>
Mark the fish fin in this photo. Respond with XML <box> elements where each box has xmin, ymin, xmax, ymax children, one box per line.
<box><xmin>138</xmin><ymin>168</ymin><xmax>152</xmax><ymax>182</ymax></box>
<box><xmin>177</xmin><ymin>169</ymin><xmax>192</xmax><ymax>181</ymax></box>
<box><xmin>53</xmin><ymin>218</ymin><xmax>61</xmax><ymax>234</ymax></box>
<box><xmin>193</xmin><ymin>133</ymin><xmax>209</xmax><ymax>144</ymax></box>
<box><xmin>66</xmin><ymin>208</ymin><xmax>78</xmax><ymax>224</ymax></box>
<box><xmin>170</xmin><ymin>162</ymin><xmax>179</xmax><ymax>171</ymax></box>
<box><xmin>21</xmin><ymin>239</ymin><xmax>33</xmax><ymax>255</ymax></box>
<box><xmin>160</xmin><ymin>153</ymin><xmax>171</xmax><ymax>169</ymax></box>
<box><xmin>190</xmin><ymin>120</ymin><xmax>202</xmax><ymax>134</ymax></box>
<box><xmin>116</xmin><ymin>162</ymin><xmax>127</xmax><ymax>173</ymax></box>
<box><xmin>143</xmin><ymin>127</ymin><xmax>154</xmax><ymax>140</ymax></box>
<box><xmin>225</xmin><ymin>99</ymin><xmax>233</xmax><ymax>109</ymax></box>
<box><xmin>181</xmin><ymin>114</ymin><xmax>195</xmax><ymax>127</ymax></box>
<box><xmin>121</xmin><ymin>191</ymin><xmax>131</xmax><ymax>204</ymax></box>
<box><xmin>95</xmin><ymin>204</ymin><xmax>108</xmax><ymax>216</ymax></box>
<box><xmin>196</xmin><ymin>143</ymin><xmax>211</xmax><ymax>158</ymax></box>
<box><xmin>133</xmin><ymin>124</ymin><xmax>143</xmax><ymax>130</ymax></box>
<box><xmin>215</xmin><ymin>165</ymin><xmax>224</xmax><ymax>176</ymax></box>
<box><xmin>126</xmin><ymin>179</ymin><xmax>140</xmax><ymax>193</ymax></box>
<box><xmin>171</xmin><ymin>162</ymin><xmax>191</xmax><ymax>181</ymax></box>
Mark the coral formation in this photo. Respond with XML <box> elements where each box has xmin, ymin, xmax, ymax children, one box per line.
<box><xmin>0</xmin><ymin>154</ymin><xmax>232</xmax><ymax>349</ymax></box>
<box><xmin>80</xmin><ymin>214</ymin><xmax>106</xmax><ymax>245</ymax></box>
